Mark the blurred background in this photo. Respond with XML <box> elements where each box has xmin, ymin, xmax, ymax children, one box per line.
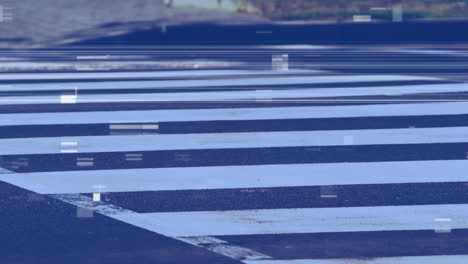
<box><xmin>1</xmin><ymin>0</ymin><xmax>468</xmax><ymax>47</ymax></box>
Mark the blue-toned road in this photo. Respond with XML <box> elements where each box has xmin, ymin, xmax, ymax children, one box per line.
<box><xmin>1</xmin><ymin>45</ymin><xmax>468</xmax><ymax>264</ymax></box>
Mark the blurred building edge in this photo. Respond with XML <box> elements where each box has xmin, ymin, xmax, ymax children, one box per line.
<box><xmin>165</xmin><ymin>0</ymin><xmax>260</xmax><ymax>14</ymax></box>
<box><xmin>163</xmin><ymin>0</ymin><xmax>173</xmax><ymax>7</ymax></box>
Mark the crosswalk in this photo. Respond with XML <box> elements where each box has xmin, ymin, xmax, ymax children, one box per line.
<box><xmin>1</xmin><ymin>64</ymin><xmax>468</xmax><ymax>263</ymax></box>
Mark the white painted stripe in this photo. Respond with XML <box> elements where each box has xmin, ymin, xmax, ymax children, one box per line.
<box><xmin>0</xmin><ymin>69</ymin><xmax>320</xmax><ymax>81</ymax></box>
<box><xmin>0</xmin><ymin>60</ymin><xmax>244</xmax><ymax>71</ymax></box>
<box><xmin>2</xmin><ymin>160</ymin><xmax>468</xmax><ymax>194</ymax></box>
<box><xmin>50</xmin><ymin>194</ymin><xmax>271</xmax><ymax>261</ymax></box>
<box><xmin>1</xmin><ymin>126</ymin><xmax>468</xmax><ymax>155</ymax></box>
<box><xmin>0</xmin><ymin>167</ymin><xmax>13</xmax><ymax>174</ymax></box>
<box><xmin>1</xmin><ymin>102</ymin><xmax>468</xmax><ymax>126</ymax></box>
<box><xmin>0</xmin><ymin>82</ymin><xmax>465</xmax><ymax>106</ymax></box>
<box><xmin>245</xmin><ymin>255</ymin><xmax>468</xmax><ymax>264</ymax></box>
<box><xmin>49</xmin><ymin>194</ymin><xmax>468</xmax><ymax>262</ymax></box>
<box><xmin>388</xmin><ymin>48</ymin><xmax>468</xmax><ymax>57</ymax></box>
<box><xmin>142</xmin><ymin>204</ymin><xmax>468</xmax><ymax>236</ymax></box>
<box><xmin>257</xmin><ymin>45</ymin><xmax>334</xmax><ymax>50</ymax></box>
<box><xmin>179</xmin><ymin>236</ymin><xmax>272</xmax><ymax>261</ymax></box>
<box><xmin>0</xmin><ymin>75</ymin><xmax>439</xmax><ymax>92</ymax></box>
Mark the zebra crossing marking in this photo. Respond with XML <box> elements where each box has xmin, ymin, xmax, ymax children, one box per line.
<box><xmin>0</xmin><ymin>75</ymin><xmax>439</xmax><ymax>92</ymax></box>
<box><xmin>2</xmin><ymin>82</ymin><xmax>467</xmax><ymax>105</ymax></box>
<box><xmin>0</xmin><ymin>69</ymin><xmax>323</xmax><ymax>81</ymax></box>
<box><xmin>2</xmin><ymin>126</ymin><xmax>468</xmax><ymax>155</ymax></box>
<box><xmin>1</xmin><ymin>68</ymin><xmax>467</xmax><ymax>263</ymax></box>
<box><xmin>1</xmin><ymin>101</ymin><xmax>468</xmax><ymax>126</ymax></box>
<box><xmin>244</xmin><ymin>255</ymin><xmax>468</xmax><ymax>264</ymax></box>
<box><xmin>50</xmin><ymin>193</ymin><xmax>272</xmax><ymax>262</ymax></box>
<box><xmin>138</xmin><ymin>204</ymin><xmax>467</xmax><ymax>236</ymax></box>
<box><xmin>1</xmin><ymin>160</ymin><xmax>467</xmax><ymax>194</ymax></box>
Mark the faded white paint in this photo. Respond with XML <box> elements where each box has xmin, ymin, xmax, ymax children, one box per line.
<box><xmin>142</xmin><ymin>204</ymin><xmax>468</xmax><ymax>236</ymax></box>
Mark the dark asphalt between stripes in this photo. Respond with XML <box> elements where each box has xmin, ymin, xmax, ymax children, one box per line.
<box><xmin>1</xmin><ymin>113</ymin><xmax>468</xmax><ymax>138</ymax></box>
<box><xmin>87</xmin><ymin>182</ymin><xmax>468</xmax><ymax>213</ymax></box>
<box><xmin>217</xmin><ymin>229</ymin><xmax>468</xmax><ymax>259</ymax></box>
<box><xmin>0</xmin><ymin>180</ymin><xmax>242</xmax><ymax>264</ymax></box>
<box><xmin>2</xmin><ymin>142</ymin><xmax>468</xmax><ymax>173</ymax></box>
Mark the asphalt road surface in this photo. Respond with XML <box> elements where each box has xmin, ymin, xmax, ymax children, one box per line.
<box><xmin>1</xmin><ymin>45</ymin><xmax>468</xmax><ymax>264</ymax></box>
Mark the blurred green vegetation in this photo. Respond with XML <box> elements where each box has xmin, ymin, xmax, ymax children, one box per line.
<box><xmin>244</xmin><ymin>0</ymin><xmax>468</xmax><ymax>21</ymax></box>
